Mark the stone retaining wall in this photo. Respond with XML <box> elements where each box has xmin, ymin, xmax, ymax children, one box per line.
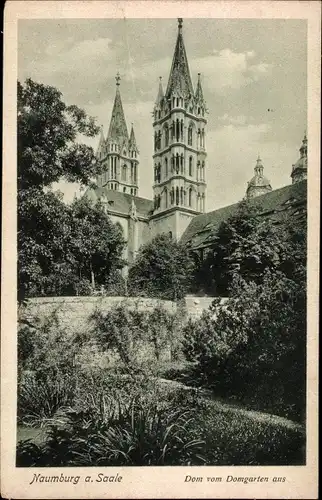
<box><xmin>20</xmin><ymin>296</ymin><xmax>177</xmax><ymax>334</ymax></box>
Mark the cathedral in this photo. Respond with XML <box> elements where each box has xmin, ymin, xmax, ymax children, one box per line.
<box><xmin>85</xmin><ymin>18</ymin><xmax>307</xmax><ymax>270</ymax></box>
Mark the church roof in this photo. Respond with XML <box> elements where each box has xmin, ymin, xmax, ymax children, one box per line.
<box><xmin>84</xmin><ymin>186</ymin><xmax>153</xmax><ymax>219</ymax></box>
<box><xmin>107</xmin><ymin>74</ymin><xmax>129</xmax><ymax>144</ymax></box>
<box><xmin>165</xmin><ymin>19</ymin><xmax>194</xmax><ymax>100</ymax></box>
<box><xmin>181</xmin><ymin>180</ymin><xmax>307</xmax><ymax>250</ymax></box>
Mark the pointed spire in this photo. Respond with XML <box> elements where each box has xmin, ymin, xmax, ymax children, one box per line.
<box><xmin>195</xmin><ymin>73</ymin><xmax>204</xmax><ymax>102</ymax></box>
<box><xmin>96</xmin><ymin>125</ymin><xmax>105</xmax><ymax>155</ymax></box>
<box><xmin>129</xmin><ymin>123</ymin><xmax>138</xmax><ymax>152</ymax></box>
<box><xmin>155</xmin><ymin>76</ymin><xmax>164</xmax><ymax>106</ymax></box>
<box><xmin>99</xmin><ymin>125</ymin><xmax>105</xmax><ymax>143</ymax></box>
<box><xmin>165</xmin><ymin>18</ymin><xmax>194</xmax><ymax>100</ymax></box>
<box><xmin>107</xmin><ymin>74</ymin><xmax>129</xmax><ymax>144</ymax></box>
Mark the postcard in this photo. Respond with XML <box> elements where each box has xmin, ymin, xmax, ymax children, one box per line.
<box><xmin>1</xmin><ymin>1</ymin><xmax>320</xmax><ymax>498</ymax></box>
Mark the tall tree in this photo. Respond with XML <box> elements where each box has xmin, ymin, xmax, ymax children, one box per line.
<box><xmin>17</xmin><ymin>79</ymin><xmax>125</xmax><ymax>299</ymax></box>
<box><xmin>70</xmin><ymin>197</ymin><xmax>125</xmax><ymax>289</ymax></box>
<box><xmin>128</xmin><ymin>233</ymin><xmax>194</xmax><ymax>301</ymax></box>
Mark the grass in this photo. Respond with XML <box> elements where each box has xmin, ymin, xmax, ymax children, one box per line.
<box><xmin>16</xmin><ymin>372</ymin><xmax>305</xmax><ymax>467</ymax></box>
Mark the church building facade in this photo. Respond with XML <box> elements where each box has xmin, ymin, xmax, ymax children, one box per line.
<box><xmin>85</xmin><ymin>18</ymin><xmax>307</xmax><ymax>272</ymax></box>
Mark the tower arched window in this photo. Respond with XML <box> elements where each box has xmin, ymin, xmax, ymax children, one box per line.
<box><xmin>171</xmin><ymin>155</ymin><xmax>174</xmax><ymax>172</ymax></box>
<box><xmin>122</xmin><ymin>164</ymin><xmax>127</xmax><ymax>182</ymax></box>
<box><xmin>154</xmin><ymin>132</ymin><xmax>157</xmax><ymax>152</ymax></box>
<box><xmin>197</xmin><ymin>193</ymin><xmax>201</xmax><ymax>211</ymax></box>
<box><xmin>189</xmin><ymin>156</ymin><xmax>193</xmax><ymax>176</ymax></box>
<box><xmin>180</xmin><ymin>120</ymin><xmax>184</xmax><ymax>140</ymax></box>
<box><xmin>188</xmin><ymin>187</ymin><xmax>192</xmax><ymax>207</ymax></box>
<box><xmin>180</xmin><ymin>153</ymin><xmax>184</xmax><ymax>174</ymax></box>
<box><xmin>197</xmin><ymin>161</ymin><xmax>200</xmax><ymax>181</ymax></box>
<box><xmin>176</xmin><ymin>154</ymin><xmax>179</xmax><ymax>174</ymax></box>
<box><xmin>164</xmin><ymin>187</ymin><xmax>168</xmax><ymax>208</ymax></box>
<box><xmin>202</xmin><ymin>160</ymin><xmax>205</xmax><ymax>181</ymax></box>
<box><xmin>180</xmin><ymin>187</ymin><xmax>184</xmax><ymax>205</ymax></box>
<box><xmin>171</xmin><ymin>187</ymin><xmax>174</xmax><ymax>205</ymax></box>
<box><xmin>197</xmin><ymin>129</ymin><xmax>201</xmax><ymax>148</ymax></box>
<box><xmin>176</xmin><ymin>97</ymin><xmax>179</xmax><ymax>107</ymax></box>
<box><xmin>176</xmin><ymin>119</ymin><xmax>180</xmax><ymax>141</ymax></box>
<box><xmin>184</xmin><ymin>189</ymin><xmax>187</xmax><ymax>206</ymax></box>
<box><xmin>165</xmin><ymin>125</ymin><xmax>169</xmax><ymax>147</ymax></box>
<box><xmin>202</xmin><ymin>193</ymin><xmax>205</xmax><ymax>212</ymax></box>
<box><xmin>165</xmin><ymin>157</ymin><xmax>168</xmax><ymax>178</ymax></box>
<box><xmin>188</xmin><ymin>125</ymin><xmax>193</xmax><ymax>146</ymax></box>
<box><xmin>176</xmin><ymin>187</ymin><xmax>179</xmax><ymax>205</ymax></box>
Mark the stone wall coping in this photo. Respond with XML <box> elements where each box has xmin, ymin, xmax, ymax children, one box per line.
<box><xmin>25</xmin><ymin>296</ymin><xmax>176</xmax><ymax>306</ymax></box>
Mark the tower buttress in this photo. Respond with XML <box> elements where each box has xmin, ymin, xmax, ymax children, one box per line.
<box><xmin>150</xmin><ymin>18</ymin><xmax>207</xmax><ymax>240</ymax></box>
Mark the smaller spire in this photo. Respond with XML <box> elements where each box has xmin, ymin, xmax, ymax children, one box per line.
<box><xmin>178</xmin><ymin>18</ymin><xmax>183</xmax><ymax>33</ymax></box>
<box><xmin>129</xmin><ymin>123</ymin><xmax>139</xmax><ymax>153</ymax></box>
<box><xmin>195</xmin><ymin>72</ymin><xmax>204</xmax><ymax>103</ymax></box>
<box><xmin>96</xmin><ymin>125</ymin><xmax>105</xmax><ymax>155</ymax></box>
<box><xmin>115</xmin><ymin>72</ymin><xmax>121</xmax><ymax>87</ymax></box>
<box><xmin>155</xmin><ymin>76</ymin><xmax>164</xmax><ymax>106</ymax></box>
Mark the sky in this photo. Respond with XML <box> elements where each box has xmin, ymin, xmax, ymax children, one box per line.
<box><xmin>18</xmin><ymin>18</ymin><xmax>307</xmax><ymax>211</ymax></box>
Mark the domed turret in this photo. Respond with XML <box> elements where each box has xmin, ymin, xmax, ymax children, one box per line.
<box><xmin>246</xmin><ymin>155</ymin><xmax>272</xmax><ymax>199</ymax></box>
<box><xmin>291</xmin><ymin>133</ymin><xmax>307</xmax><ymax>184</ymax></box>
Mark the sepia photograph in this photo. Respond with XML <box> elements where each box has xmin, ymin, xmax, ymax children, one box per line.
<box><xmin>1</xmin><ymin>1</ymin><xmax>320</xmax><ymax>499</ymax></box>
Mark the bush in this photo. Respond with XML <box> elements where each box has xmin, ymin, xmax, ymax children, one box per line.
<box><xmin>182</xmin><ymin>271</ymin><xmax>306</xmax><ymax>421</ymax></box>
<box><xmin>128</xmin><ymin>233</ymin><xmax>195</xmax><ymax>300</ymax></box>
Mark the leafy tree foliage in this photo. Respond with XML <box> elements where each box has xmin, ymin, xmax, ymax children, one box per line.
<box><xmin>18</xmin><ymin>78</ymin><xmax>100</xmax><ymax>190</ymax></box>
<box><xmin>18</xmin><ymin>79</ymin><xmax>124</xmax><ymax>299</ymax></box>
<box><xmin>127</xmin><ymin>233</ymin><xmax>195</xmax><ymax>300</ymax></box>
<box><xmin>195</xmin><ymin>199</ymin><xmax>306</xmax><ymax>295</ymax></box>
<box><xmin>69</xmin><ymin>197</ymin><xmax>125</xmax><ymax>290</ymax></box>
<box><xmin>183</xmin><ymin>218</ymin><xmax>307</xmax><ymax>421</ymax></box>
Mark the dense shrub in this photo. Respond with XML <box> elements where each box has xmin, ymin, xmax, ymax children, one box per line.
<box><xmin>128</xmin><ymin>234</ymin><xmax>195</xmax><ymax>300</ymax></box>
<box><xmin>182</xmin><ymin>270</ymin><xmax>306</xmax><ymax>421</ymax></box>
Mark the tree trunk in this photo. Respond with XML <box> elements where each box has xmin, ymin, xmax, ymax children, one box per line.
<box><xmin>90</xmin><ymin>262</ymin><xmax>95</xmax><ymax>290</ymax></box>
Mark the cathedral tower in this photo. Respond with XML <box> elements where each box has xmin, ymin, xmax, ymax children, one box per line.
<box><xmin>96</xmin><ymin>74</ymin><xmax>139</xmax><ymax>196</ymax></box>
<box><xmin>150</xmin><ymin>18</ymin><xmax>207</xmax><ymax>240</ymax></box>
